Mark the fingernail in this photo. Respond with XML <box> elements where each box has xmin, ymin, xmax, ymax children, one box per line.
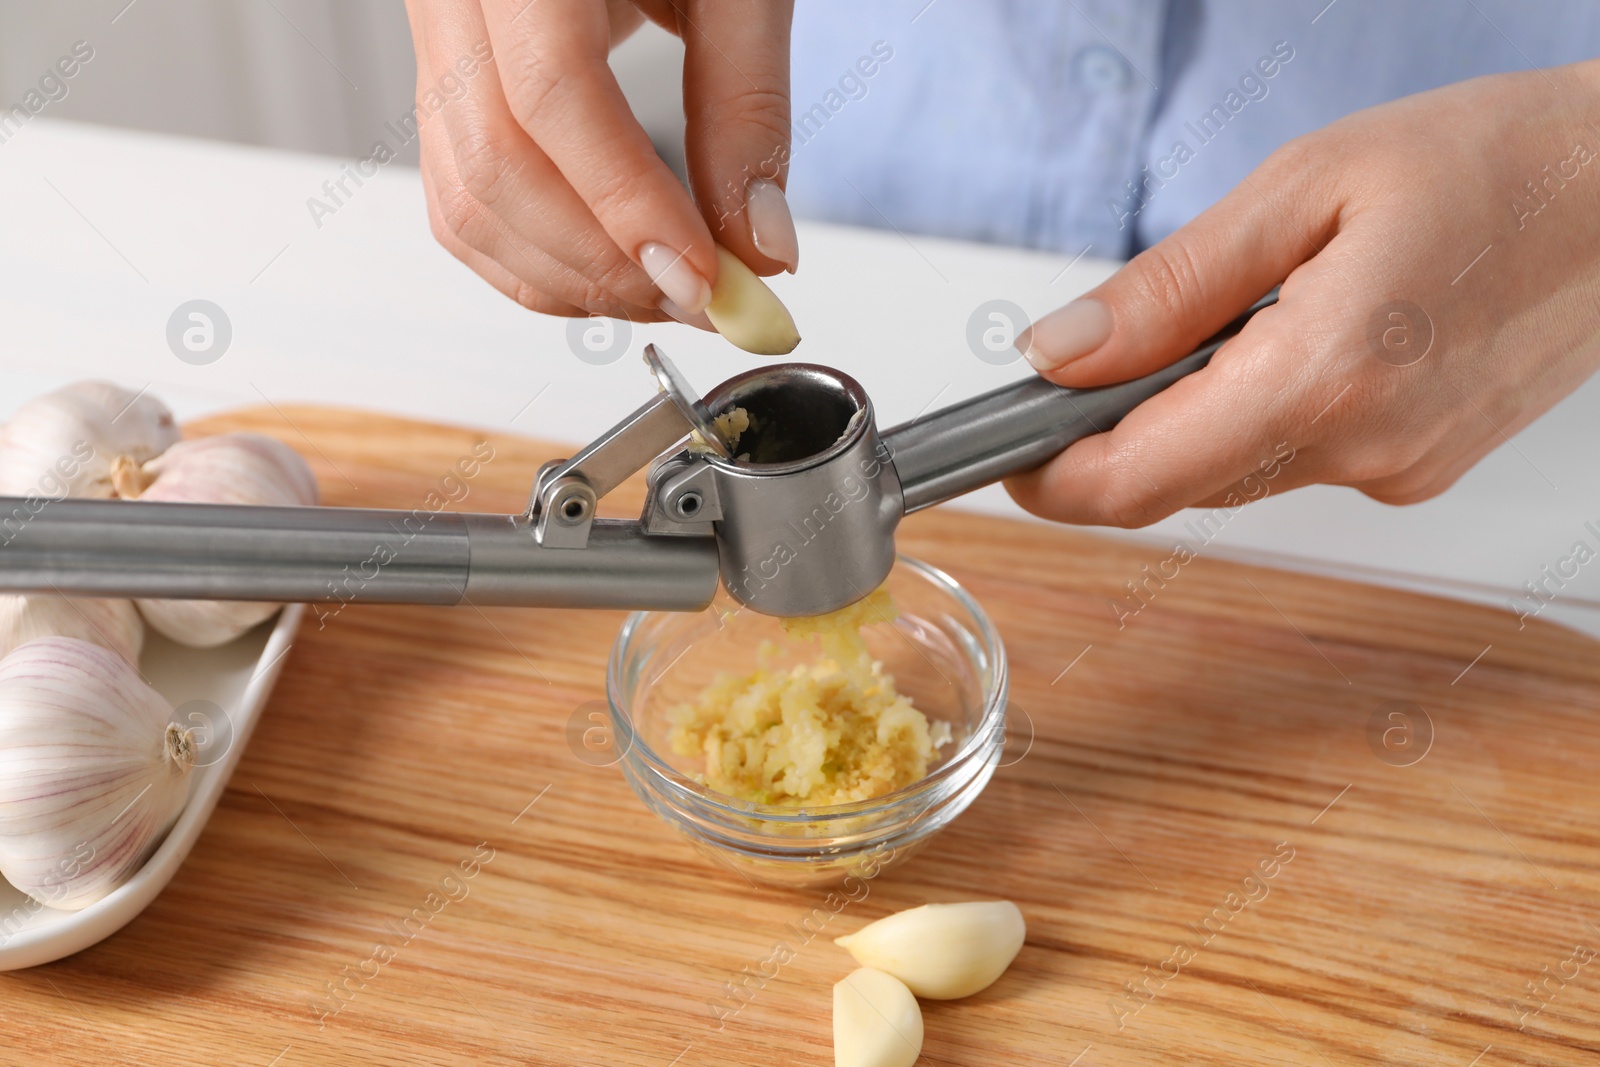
<box><xmin>746</xmin><ymin>180</ymin><xmax>799</xmax><ymax>273</ymax></box>
<box><xmin>1018</xmin><ymin>298</ymin><xmax>1113</xmax><ymax>372</ymax></box>
<box><xmin>639</xmin><ymin>242</ymin><xmax>712</xmax><ymax>314</ymax></box>
<box><xmin>658</xmin><ymin>295</ymin><xmax>716</xmax><ymax>332</ymax></box>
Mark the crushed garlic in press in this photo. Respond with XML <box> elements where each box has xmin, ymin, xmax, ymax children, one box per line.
<box><xmin>687</xmin><ymin>406</ymin><xmax>753</xmax><ymax>462</ymax></box>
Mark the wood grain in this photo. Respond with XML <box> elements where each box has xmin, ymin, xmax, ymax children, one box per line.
<box><xmin>5</xmin><ymin>405</ymin><xmax>1599</xmax><ymax>1067</ymax></box>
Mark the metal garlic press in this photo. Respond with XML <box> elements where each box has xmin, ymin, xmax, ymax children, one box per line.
<box><xmin>0</xmin><ymin>294</ymin><xmax>1275</xmax><ymax>618</ymax></box>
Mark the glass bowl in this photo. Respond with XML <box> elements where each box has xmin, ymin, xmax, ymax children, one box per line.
<box><xmin>606</xmin><ymin>555</ymin><xmax>1007</xmax><ymax>888</ymax></box>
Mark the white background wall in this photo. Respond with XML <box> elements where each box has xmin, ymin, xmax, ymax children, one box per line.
<box><xmin>0</xmin><ymin>0</ymin><xmax>687</xmax><ymax>168</ymax></box>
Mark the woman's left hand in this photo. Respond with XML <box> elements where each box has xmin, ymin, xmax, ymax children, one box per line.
<box><xmin>1007</xmin><ymin>60</ymin><xmax>1600</xmax><ymax>527</ymax></box>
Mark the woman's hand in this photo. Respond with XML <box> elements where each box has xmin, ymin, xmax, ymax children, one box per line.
<box><xmin>402</xmin><ymin>0</ymin><xmax>797</xmax><ymax>325</ymax></box>
<box><xmin>1008</xmin><ymin>60</ymin><xmax>1600</xmax><ymax>527</ymax></box>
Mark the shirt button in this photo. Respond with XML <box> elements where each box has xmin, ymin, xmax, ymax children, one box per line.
<box><xmin>1073</xmin><ymin>44</ymin><xmax>1132</xmax><ymax>92</ymax></box>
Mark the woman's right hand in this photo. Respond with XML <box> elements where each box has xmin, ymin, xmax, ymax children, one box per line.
<box><xmin>402</xmin><ymin>0</ymin><xmax>798</xmax><ymax>325</ymax></box>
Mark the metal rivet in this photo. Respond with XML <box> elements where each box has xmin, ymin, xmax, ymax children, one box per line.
<box><xmin>558</xmin><ymin>495</ymin><xmax>589</xmax><ymax>523</ymax></box>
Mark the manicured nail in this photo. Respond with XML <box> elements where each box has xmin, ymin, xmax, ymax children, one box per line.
<box><xmin>746</xmin><ymin>179</ymin><xmax>799</xmax><ymax>273</ymax></box>
<box><xmin>639</xmin><ymin>242</ymin><xmax>712</xmax><ymax>314</ymax></box>
<box><xmin>658</xmin><ymin>295</ymin><xmax>716</xmax><ymax>332</ymax></box>
<box><xmin>1018</xmin><ymin>298</ymin><xmax>1113</xmax><ymax>372</ymax></box>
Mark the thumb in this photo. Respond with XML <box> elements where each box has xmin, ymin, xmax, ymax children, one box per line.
<box><xmin>1019</xmin><ymin>157</ymin><xmax>1335</xmax><ymax>387</ymax></box>
<box><xmin>678</xmin><ymin>0</ymin><xmax>797</xmax><ymax>275</ymax></box>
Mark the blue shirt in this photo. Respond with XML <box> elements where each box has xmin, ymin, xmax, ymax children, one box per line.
<box><xmin>786</xmin><ymin>1</ymin><xmax>1600</xmax><ymax>257</ymax></box>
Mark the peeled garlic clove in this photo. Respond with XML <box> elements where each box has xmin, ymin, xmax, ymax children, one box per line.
<box><xmin>0</xmin><ymin>637</ymin><xmax>194</xmax><ymax>910</ymax></box>
<box><xmin>835</xmin><ymin>901</ymin><xmax>1026</xmax><ymax>999</ymax></box>
<box><xmin>0</xmin><ymin>595</ymin><xmax>144</xmax><ymax>666</ymax></box>
<box><xmin>833</xmin><ymin>967</ymin><xmax>923</xmax><ymax>1067</ymax></box>
<box><xmin>0</xmin><ymin>380</ymin><xmax>179</xmax><ymax>498</ymax></box>
<box><xmin>705</xmin><ymin>244</ymin><xmax>801</xmax><ymax>355</ymax></box>
<box><xmin>118</xmin><ymin>433</ymin><xmax>320</xmax><ymax>648</ymax></box>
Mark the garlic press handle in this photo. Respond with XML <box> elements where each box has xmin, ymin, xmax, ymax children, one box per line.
<box><xmin>0</xmin><ymin>345</ymin><xmax>732</xmax><ymax>612</ymax></box>
<box><xmin>883</xmin><ymin>290</ymin><xmax>1278</xmax><ymax>512</ymax></box>
<box><xmin>0</xmin><ymin>502</ymin><xmax>719</xmax><ymax>611</ymax></box>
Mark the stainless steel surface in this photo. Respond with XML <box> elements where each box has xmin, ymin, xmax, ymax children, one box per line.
<box><xmin>531</xmin><ymin>472</ymin><xmax>600</xmax><ymax>549</ymax></box>
<box><xmin>645</xmin><ymin>343</ymin><xmax>730</xmax><ymax>458</ymax></box>
<box><xmin>692</xmin><ymin>364</ymin><xmax>903</xmax><ymax>617</ymax></box>
<box><xmin>0</xmin><ymin>294</ymin><xmax>1276</xmax><ymax>617</ymax></box>
<box><xmin>531</xmin><ymin>347</ymin><xmax>725</xmax><ymax>547</ymax></box>
<box><xmin>463</xmin><ymin>515</ymin><xmax>718</xmax><ymax>609</ymax></box>
<box><xmin>641</xmin><ymin>455</ymin><xmax>721</xmax><ymax>537</ymax></box>
<box><xmin>532</xmin><ymin>392</ymin><xmax>689</xmax><ymax>546</ymax></box>
<box><xmin>0</xmin><ymin>499</ymin><xmax>718</xmax><ymax>612</ymax></box>
<box><xmin>882</xmin><ymin>290</ymin><xmax>1279</xmax><ymax>512</ymax></box>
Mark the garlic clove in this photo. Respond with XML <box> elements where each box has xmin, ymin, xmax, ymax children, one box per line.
<box><xmin>138</xmin><ymin>599</ymin><xmax>278</xmax><ymax>651</ymax></box>
<box><xmin>0</xmin><ymin>381</ymin><xmax>179</xmax><ymax>499</ymax></box>
<box><xmin>115</xmin><ymin>432</ymin><xmax>319</xmax><ymax>509</ymax></box>
<box><xmin>833</xmin><ymin>967</ymin><xmax>924</xmax><ymax>1067</ymax></box>
<box><xmin>0</xmin><ymin>637</ymin><xmax>194</xmax><ymax>910</ymax></box>
<box><xmin>119</xmin><ymin>433</ymin><xmax>319</xmax><ymax>649</ymax></box>
<box><xmin>834</xmin><ymin>901</ymin><xmax>1026</xmax><ymax>999</ymax></box>
<box><xmin>0</xmin><ymin>594</ymin><xmax>145</xmax><ymax>666</ymax></box>
<box><xmin>704</xmin><ymin>244</ymin><xmax>802</xmax><ymax>356</ymax></box>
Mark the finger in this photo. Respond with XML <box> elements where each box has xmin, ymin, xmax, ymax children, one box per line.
<box><xmin>605</xmin><ymin>0</ymin><xmax>647</xmax><ymax>44</ymax></box>
<box><xmin>417</xmin><ymin>0</ymin><xmax>671</xmax><ymax>316</ymax></box>
<box><xmin>678</xmin><ymin>0</ymin><xmax>797</xmax><ymax>274</ymax></box>
<box><xmin>409</xmin><ymin>0</ymin><xmax>574</xmax><ymax>314</ymax></box>
<box><xmin>482</xmin><ymin>0</ymin><xmax>719</xmax><ymax>313</ymax></box>
<box><xmin>403</xmin><ymin>0</ymin><xmax>436</xmax><ymax>77</ymax></box>
<box><xmin>440</xmin><ymin>235</ymin><xmax>593</xmax><ymax>317</ymax></box>
<box><xmin>1004</xmin><ymin>329</ymin><xmax>1306</xmax><ymax>527</ymax></box>
<box><xmin>419</xmin><ymin>144</ymin><xmax>596</xmax><ymax>318</ymax></box>
<box><xmin>1019</xmin><ymin>139</ymin><xmax>1339</xmax><ymax>388</ymax></box>
<box><xmin>420</xmin><ymin>119</ymin><xmax>666</xmax><ymax>321</ymax></box>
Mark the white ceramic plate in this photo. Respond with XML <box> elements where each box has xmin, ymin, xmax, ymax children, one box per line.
<box><xmin>0</xmin><ymin>603</ymin><xmax>303</xmax><ymax>970</ymax></box>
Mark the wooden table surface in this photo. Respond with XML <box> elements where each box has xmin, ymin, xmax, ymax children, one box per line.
<box><xmin>6</xmin><ymin>406</ymin><xmax>1599</xmax><ymax>1067</ymax></box>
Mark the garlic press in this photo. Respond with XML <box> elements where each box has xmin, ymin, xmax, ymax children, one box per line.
<box><xmin>0</xmin><ymin>294</ymin><xmax>1274</xmax><ymax>618</ymax></box>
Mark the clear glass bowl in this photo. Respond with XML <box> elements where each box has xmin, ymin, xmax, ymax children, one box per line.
<box><xmin>606</xmin><ymin>556</ymin><xmax>1007</xmax><ymax>888</ymax></box>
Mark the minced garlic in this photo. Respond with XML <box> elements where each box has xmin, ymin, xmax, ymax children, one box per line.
<box><xmin>687</xmin><ymin>406</ymin><xmax>754</xmax><ymax>462</ymax></box>
<box><xmin>667</xmin><ymin>589</ymin><xmax>952</xmax><ymax>806</ymax></box>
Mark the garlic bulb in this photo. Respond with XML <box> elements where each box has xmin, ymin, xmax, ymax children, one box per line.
<box><xmin>0</xmin><ymin>595</ymin><xmax>144</xmax><ymax>665</ymax></box>
<box><xmin>0</xmin><ymin>380</ymin><xmax>179</xmax><ymax>498</ymax></box>
<box><xmin>114</xmin><ymin>433</ymin><xmax>319</xmax><ymax>649</ymax></box>
<box><xmin>0</xmin><ymin>637</ymin><xmax>194</xmax><ymax>909</ymax></box>
<box><xmin>834</xmin><ymin>901</ymin><xmax>1026</xmax><ymax>999</ymax></box>
<box><xmin>833</xmin><ymin>968</ymin><xmax>923</xmax><ymax>1067</ymax></box>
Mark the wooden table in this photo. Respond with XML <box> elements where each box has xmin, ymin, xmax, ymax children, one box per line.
<box><xmin>6</xmin><ymin>408</ymin><xmax>1599</xmax><ymax>1066</ymax></box>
